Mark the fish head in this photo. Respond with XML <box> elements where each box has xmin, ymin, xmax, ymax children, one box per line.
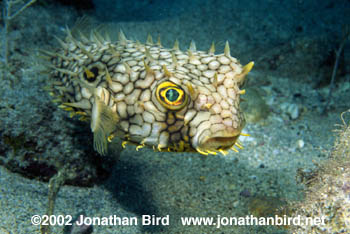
<box><xmin>150</xmin><ymin>60</ymin><xmax>253</xmax><ymax>154</ymax></box>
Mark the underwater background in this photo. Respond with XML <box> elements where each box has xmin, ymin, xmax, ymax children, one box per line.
<box><xmin>0</xmin><ymin>0</ymin><xmax>350</xmax><ymax>233</ymax></box>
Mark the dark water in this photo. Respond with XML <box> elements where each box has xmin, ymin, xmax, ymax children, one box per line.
<box><xmin>92</xmin><ymin>0</ymin><xmax>350</xmax><ymax>36</ymax></box>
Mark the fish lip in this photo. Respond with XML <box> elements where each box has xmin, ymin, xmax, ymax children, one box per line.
<box><xmin>197</xmin><ymin>130</ymin><xmax>241</xmax><ymax>150</ymax></box>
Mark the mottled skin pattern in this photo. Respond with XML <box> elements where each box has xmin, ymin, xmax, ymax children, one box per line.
<box><xmin>46</xmin><ymin>30</ymin><xmax>253</xmax><ymax>156</ymax></box>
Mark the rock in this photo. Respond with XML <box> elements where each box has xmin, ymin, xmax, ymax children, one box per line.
<box><xmin>297</xmin><ymin>139</ymin><xmax>305</xmax><ymax>148</ymax></box>
<box><xmin>281</xmin><ymin>102</ymin><xmax>300</xmax><ymax>120</ymax></box>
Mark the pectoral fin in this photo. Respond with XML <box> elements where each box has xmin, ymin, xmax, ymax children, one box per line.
<box><xmin>91</xmin><ymin>96</ymin><xmax>119</xmax><ymax>155</ymax></box>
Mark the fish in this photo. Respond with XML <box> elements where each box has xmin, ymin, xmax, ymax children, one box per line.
<box><xmin>43</xmin><ymin>28</ymin><xmax>254</xmax><ymax>156</ymax></box>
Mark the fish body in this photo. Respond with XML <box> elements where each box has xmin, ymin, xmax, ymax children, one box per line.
<box><xmin>46</xmin><ymin>30</ymin><xmax>253</xmax><ymax>155</ymax></box>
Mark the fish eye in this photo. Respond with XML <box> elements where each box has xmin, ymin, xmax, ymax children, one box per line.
<box><xmin>83</xmin><ymin>66</ymin><xmax>99</xmax><ymax>82</ymax></box>
<box><xmin>166</xmin><ymin>88</ymin><xmax>179</xmax><ymax>102</ymax></box>
<box><xmin>156</xmin><ymin>81</ymin><xmax>188</xmax><ymax>110</ymax></box>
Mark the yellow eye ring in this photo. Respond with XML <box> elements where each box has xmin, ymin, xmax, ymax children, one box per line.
<box><xmin>156</xmin><ymin>81</ymin><xmax>188</xmax><ymax>110</ymax></box>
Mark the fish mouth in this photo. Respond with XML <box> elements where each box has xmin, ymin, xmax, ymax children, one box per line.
<box><xmin>202</xmin><ymin>135</ymin><xmax>240</xmax><ymax>149</ymax></box>
<box><xmin>195</xmin><ymin>130</ymin><xmax>242</xmax><ymax>155</ymax></box>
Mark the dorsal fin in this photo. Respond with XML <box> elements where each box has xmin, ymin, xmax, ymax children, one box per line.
<box><xmin>235</xmin><ymin>61</ymin><xmax>254</xmax><ymax>85</ymax></box>
<box><xmin>173</xmin><ymin>39</ymin><xmax>180</xmax><ymax>50</ymax></box>
<box><xmin>224</xmin><ymin>41</ymin><xmax>230</xmax><ymax>56</ymax></box>
<box><xmin>209</xmin><ymin>41</ymin><xmax>215</xmax><ymax>54</ymax></box>
<box><xmin>118</xmin><ymin>30</ymin><xmax>127</xmax><ymax>44</ymax></box>
<box><xmin>157</xmin><ymin>35</ymin><xmax>162</xmax><ymax>46</ymax></box>
<box><xmin>189</xmin><ymin>40</ymin><xmax>196</xmax><ymax>51</ymax></box>
<box><xmin>146</xmin><ymin>33</ymin><xmax>153</xmax><ymax>44</ymax></box>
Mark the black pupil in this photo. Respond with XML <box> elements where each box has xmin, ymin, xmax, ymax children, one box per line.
<box><xmin>90</xmin><ymin>67</ymin><xmax>99</xmax><ymax>76</ymax></box>
<box><xmin>83</xmin><ymin>67</ymin><xmax>99</xmax><ymax>82</ymax></box>
<box><xmin>166</xmin><ymin>89</ymin><xmax>179</xmax><ymax>102</ymax></box>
